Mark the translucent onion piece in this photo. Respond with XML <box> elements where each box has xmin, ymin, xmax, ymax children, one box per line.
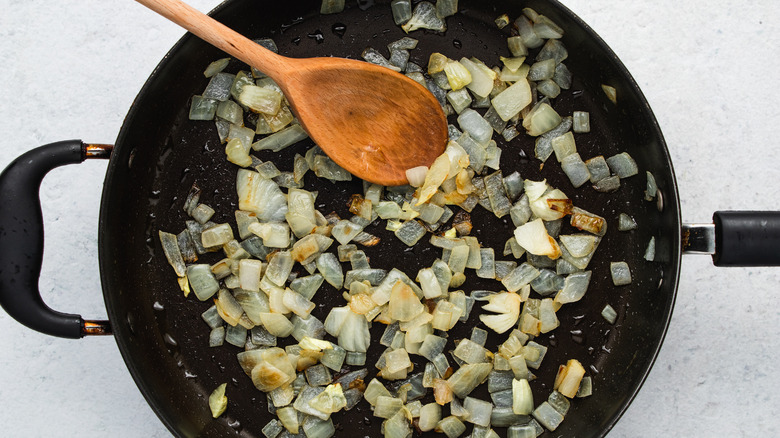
<box><xmin>419</xmin><ymin>403</ymin><xmax>442</xmax><ymax>432</ymax></box>
<box><xmin>514</xmin><ymin>218</ymin><xmax>561</xmax><ymax>259</ymax></box>
<box><xmin>523</xmin><ymin>341</ymin><xmax>548</xmax><ymax>370</ymax></box>
<box><xmin>394</xmin><ymin>220</ymin><xmax>427</xmax><ymax>247</ymax></box>
<box><xmin>259</xmin><ymin>312</ymin><xmax>294</xmax><ymax>337</ymax></box>
<box><xmin>405</xmin><ymin>166</ymin><xmax>428</xmax><ymax>187</ymax></box>
<box><xmin>448</xmin><ymin>363</ymin><xmax>493</xmax><ymax>398</ymax></box>
<box><xmin>365</xmin><ymin>378</ymin><xmax>392</xmax><ymax>406</ymax></box>
<box><xmin>554</xmin><ymin>63</ymin><xmax>572</xmax><ymax>89</ymax></box>
<box><xmin>251</xmin><ymin>356</ymin><xmax>295</xmax><ymax>393</ymax></box>
<box><xmin>417</xmin><ymin>152</ymin><xmax>451</xmax><ymax>204</ymax></box>
<box><xmin>216</xmin><ymin>289</ymin><xmax>244</xmax><ymax>327</ymax></box>
<box><xmin>572</xmin><ymin>111</ymin><xmax>590</xmax><ymax>133</ymax></box>
<box><xmin>538</xmin><ymin>298</ymin><xmax>559</xmax><ymax>333</ymax></box>
<box><xmin>337</xmin><ymin>310</ymin><xmax>371</xmax><ymax>353</ymax></box>
<box><xmin>489</xmin><ymin>78</ymin><xmax>531</xmax><ymax>122</ymax></box>
<box><xmin>159</xmin><ymin>231</ymin><xmax>186</xmax><ymax>277</ymax></box>
<box><xmin>305</xmin><ymin>364</ymin><xmax>333</xmax><ymax>387</ymax></box>
<box><xmin>374</xmin><ymin>395</ymin><xmax>405</xmax><ymax>419</ymax></box>
<box><xmin>320</xmin><ymin>0</ymin><xmax>345</xmax><ymax>14</ymax></box>
<box><xmin>547</xmin><ymin>391</ymin><xmax>570</xmax><ymax>416</ymax></box>
<box><xmin>554</xmin><ymin>359</ymin><xmax>586</xmax><ymax>398</ymax></box>
<box><xmin>208</xmin><ymin>326</ymin><xmax>225</xmax><ymax>347</ymax></box>
<box><xmin>457</xmin><ymin>109</ymin><xmax>493</xmax><ymax>145</ymax></box>
<box><xmin>264</xmin><ymin>250</ymin><xmax>292</xmax><ymax>286</ymax></box>
<box><xmin>527</xmin><ymin>59</ymin><xmax>555</xmax><ymax>81</ymax></box>
<box><xmin>384</xmin><ymin>409</ymin><xmax>413</xmax><ymax>438</ymax></box>
<box><xmin>644</xmin><ymin>236</ymin><xmax>656</xmax><ymax>261</ymax></box>
<box><xmin>391</xmin><ymin>0</ymin><xmax>412</xmax><ymax>25</ymax></box>
<box><xmin>538</xmin><ymin>39</ymin><xmax>567</xmax><ymax>67</ymax></box>
<box><xmin>291</xmin><ymin>234</ymin><xmax>332</xmax><ymax>265</ymax></box>
<box><xmin>485</xmin><ymin>406</ymin><xmax>526</xmax><ymax>428</ymax></box>
<box><xmin>283</xmin><ymin>288</ymin><xmax>315</xmax><ymax>318</ymax></box>
<box><xmin>277</xmin><ymin>406</ymin><xmax>299</xmax><ymax>433</ymax></box>
<box><xmin>324</xmin><ymin>306</ymin><xmax>349</xmax><ymax>337</ymax></box>
<box><xmin>576</xmin><ymin>376</ymin><xmax>593</xmax><ymax>398</ymax></box>
<box><xmin>187</xmin><ymin>264</ymin><xmax>219</xmax><ymax>301</ymax></box>
<box><xmin>590</xmin><ymin>173</ymin><xmax>620</xmax><ymax>196</ymax></box>
<box><xmin>201</xmin><ymin>223</ymin><xmax>234</xmax><ymax>248</ymax></box>
<box><xmin>236</xmin><ymin>169</ymin><xmax>288</xmax><ymax>222</ymax></box>
<box><xmin>252</xmin><ymin>124</ymin><xmax>308</xmax><ymax>152</ymax></box>
<box><xmin>501</xmin><ymin>262</ymin><xmax>540</xmax><ymax>293</ymax></box>
<box><xmin>216</xmin><ymin>100</ymin><xmax>243</xmax><ymax>126</ymax></box>
<box><xmin>402</xmin><ymin>1</ymin><xmax>446</xmax><ymax>33</ymax></box>
<box><xmin>453</xmin><ymin>339</ymin><xmax>488</xmax><ymax>364</ymax></box>
<box><xmin>461</xmin><ymin>397</ymin><xmax>491</xmax><ymax>427</ymax></box>
<box><xmin>262</xmin><ymin>419</ymin><xmax>284</xmax><ymax>438</ymax></box>
<box><xmin>554</xmin><ymin>271</ymin><xmax>592</xmax><ymax>304</ymax></box>
<box><xmin>601</xmin><ymin>84</ymin><xmax>617</xmax><ymax>104</ymax></box>
<box><xmin>617</xmin><ymin>213</ymin><xmax>637</xmax><ymax>231</ymax></box>
<box><xmin>522</xmin><ymin>102</ymin><xmax>562</xmax><ymax>137</ymax></box>
<box><xmin>447</xmin><ymin>89</ymin><xmax>473</xmax><ymax>114</ymax></box>
<box><xmin>317</xmin><ymin>253</ymin><xmax>344</xmax><ymax>289</ymax></box>
<box><xmin>436</xmin><ymin>415</ymin><xmax>466</xmax><ymax>438</ymax></box>
<box><xmin>209</xmin><ymin>383</ymin><xmax>228</xmax><ymax>418</ymax></box>
<box><xmin>507</xmin><ymin>36</ymin><xmax>528</xmax><ymax>58</ymax></box>
<box><xmin>238</xmin><ymin>84</ymin><xmax>282</xmax><ymax>115</ymax></box>
<box><xmin>515</xmin><ymin>16</ymin><xmax>543</xmax><ymax>49</ymax></box>
<box><xmin>559</xmin><ymin>234</ymin><xmax>598</xmax><ymax>258</ymax></box>
<box><xmin>444</xmin><ymin>60</ymin><xmax>472</xmax><ymax>91</ymax></box>
<box><xmin>202</xmin><ymin>72</ymin><xmax>235</xmax><ymax>101</ymax></box>
<box><xmin>551</xmin><ymin>132</ymin><xmax>576</xmax><ymax>162</ymax></box>
<box><xmin>388</xmin><ymin>281</ymin><xmax>425</xmax><ymax>322</ymax></box>
<box><xmin>460</xmin><ymin>57</ymin><xmax>497</xmax><ymax>98</ymax></box>
<box><xmin>189</xmin><ymin>95</ymin><xmax>218</xmax><ymax>121</ymax></box>
<box><xmin>192</xmin><ymin>204</ymin><xmax>216</xmax><ymax>225</ymax></box>
<box><xmin>610</xmin><ymin>261</ymin><xmax>632</xmax><ymax>286</ymax></box>
<box><xmin>531</xmin><ymin>402</ymin><xmax>563</xmax><ymax>431</ymax></box>
<box><xmin>606</xmin><ymin>152</ymin><xmax>639</xmax><ymax>178</ymax></box>
<box><xmin>361</xmin><ymin>47</ymin><xmax>402</xmax><ymax>72</ymax></box>
<box><xmin>512</xmin><ymin>379</ymin><xmax>533</xmax><ymax>415</ymax></box>
<box><xmin>436</xmin><ymin>0</ymin><xmax>458</xmax><ymax>18</ymax></box>
<box><xmin>293</xmin><ymin>386</ymin><xmax>329</xmax><ymax>420</ymax></box>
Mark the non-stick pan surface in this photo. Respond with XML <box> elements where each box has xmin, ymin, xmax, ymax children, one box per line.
<box><xmin>94</xmin><ymin>1</ymin><xmax>679</xmax><ymax>437</ymax></box>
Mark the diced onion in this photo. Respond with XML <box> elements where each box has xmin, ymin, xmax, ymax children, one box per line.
<box><xmin>237</xmin><ymin>84</ymin><xmax>282</xmax><ymax>115</ymax></box>
<box><xmin>208</xmin><ymin>383</ymin><xmax>228</xmax><ymax>418</ymax></box>
<box><xmin>402</xmin><ymin>1</ymin><xmax>446</xmax><ymax>33</ymax></box>
<box><xmin>514</xmin><ymin>218</ymin><xmax>561</xmax><ymax>259</ymax></box>
<box><xmin>610</xmin><ymin>261</ymin><xmax>632</xmax><ymax>286</ymax></box>
<box><xmin>491</xmin><ymin>79</ymin><xmax>532</xmax><ymax>121</ymax></box>
<box><xmin>405</xmin><ymin>166</ymin><xmax>428</xmax><ymax>187</ymax></box>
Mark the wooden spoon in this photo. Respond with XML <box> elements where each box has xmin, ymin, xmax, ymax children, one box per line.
<box><xmin>136</xmin><ymin>0</ymin><xmax>448</xmax><ymax>186</ymax></box>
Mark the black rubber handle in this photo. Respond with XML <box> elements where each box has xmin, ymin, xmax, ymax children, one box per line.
<box><xmin>713</xmin><ymin>211</ymin><xmax>780</xmax><ymax>267</ymax></box>
<box><xmin>0</xmin><ymin>140</ymin><xmax>88</xmax><ymax>338</ymax></box>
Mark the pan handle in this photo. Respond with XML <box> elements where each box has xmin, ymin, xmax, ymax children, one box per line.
<box><xmin>683</xmin><ymin>211</ymin><xmax>780</xmax><ymax>267</ymax></box>
<box><xmin>0</xmin><ymin>140</ymin><xmax>113</xmax><ymax>338</ymax></box>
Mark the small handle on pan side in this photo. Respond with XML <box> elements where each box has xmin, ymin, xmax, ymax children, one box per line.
<box><xmin>713</xmin><ymin>211</ymin><xmax>780</xmax><ymax>266</ymax></box>
<box><xmin>0</xmin><ymin>140</ymin><xmax>113</xmax><ymax>338</ymax></box>
<box><xmin>683</xmin><ymin>211</ymin><xmax>780</xmax><ymax>266</ymax></box>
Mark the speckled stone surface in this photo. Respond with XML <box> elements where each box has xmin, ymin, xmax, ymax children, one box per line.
<box><xmin>1</xmin><ymin>1</ymin><xmax>778</xmax><ymax>437</ymax></box>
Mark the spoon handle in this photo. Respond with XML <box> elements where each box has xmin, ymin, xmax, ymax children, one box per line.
<box><xmin>135</xmin><ymin>0</ymin><xmax>288</xmax><ymax>78</ymax></box>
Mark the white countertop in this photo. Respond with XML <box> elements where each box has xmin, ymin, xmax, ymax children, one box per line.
<box><xmin>1</xmin><ymin>1</ymin><xmax>778</xmax><ymax>436</ymax></box>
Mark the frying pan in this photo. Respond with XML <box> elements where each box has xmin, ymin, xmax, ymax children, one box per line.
<box><xmin>1</xmin><ymin>0</ymin><xmax>779</xmax><ymax>437</ymax></box>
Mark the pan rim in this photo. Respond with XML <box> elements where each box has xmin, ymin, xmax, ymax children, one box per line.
<box><xmin>98</xmin><ymin>0</ymin><xmax>683</xmax><ymax>436</ymax></box>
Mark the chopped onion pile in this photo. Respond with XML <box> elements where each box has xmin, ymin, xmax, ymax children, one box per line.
<box><xmin>159</xmin><ymin>3</ymin><xmax>657</xmax><ymax>437</ymax></box>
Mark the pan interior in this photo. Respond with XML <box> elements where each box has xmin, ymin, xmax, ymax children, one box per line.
<box><xmin>99</xmin><ymin>1</ymin><xmax>681</xmax><ymax>437</ymax></box>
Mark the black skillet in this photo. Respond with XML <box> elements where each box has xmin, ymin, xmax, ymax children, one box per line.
<box><xmin>2</xmin><ymin>1</ymin><xmax>779</xmax><ymax>437</ymax></box>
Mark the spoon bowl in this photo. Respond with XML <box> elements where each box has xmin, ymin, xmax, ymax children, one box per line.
<box><xmin>136</xmin><ymin>0</ymin><xmax>448</xmax><ymax>186</ymax></box>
